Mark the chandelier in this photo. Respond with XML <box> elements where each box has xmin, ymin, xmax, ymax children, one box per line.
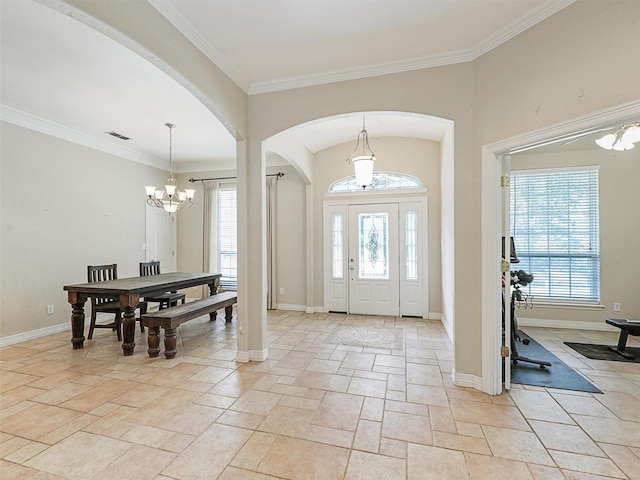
<box><xmin>145</xmin><ymin>123</ymin><xmax>195</xmax><ymax>214</ymax></box>
<box><xmin>346</xmin><ymin>117</ymin><xmax>376</xmax><ymax>189</ymax></box>
<box><xmin>595</xmin><ymin>123</ymin><xmax>640</xmax><ymax>151</ymax></box>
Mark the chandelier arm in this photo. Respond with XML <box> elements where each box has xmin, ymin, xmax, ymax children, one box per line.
<box><xmin>146</xmin><ymin>197</ymin><xmax>164</xmax><ymax>208</ymax></box>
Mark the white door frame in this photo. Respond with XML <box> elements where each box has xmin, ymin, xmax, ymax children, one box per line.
<box><xmin>323</xmin><ymin>189</ymin><xmax>429</xmax><ymax>317</ymax></box>
<box><xmin>481</xmin><ymin>100</ymin><xmax>640</xmax><ymax>395</ymax></box>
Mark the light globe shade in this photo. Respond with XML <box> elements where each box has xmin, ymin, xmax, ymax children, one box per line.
<box><xmin>165</xmin><ymin>184</ymin><xmax>177</xmax><ymax>196</ymax></box>
<box><xmin>144</xmin><ymin>185</ymin><xmax>157</xmax><ymax>197</ymax></box>
<box><xmin>185</xmin><ymin>188</ymin><xmax>196</xmax><ymax>200</ymax></box>
<box><xmin>613</xmin><ymin>140</ymin><xmax>635</xmax><ymax>151</ymax></box>
<box><xmin>162</xmin><ymin>201</ymin><xmax>178</xmax><ymax>213</ymax></box>
<box><xmin>622</xmin><ymin>125</ymin><xmax>640</xmax><ymax>144</ymax></box>
<box><xmin>595</xmin><ymin>133</ymin><xmax>616</xmax><ymax>150</ymax></box>
<box><xmin>352</xmin><ymin>155</ymin><xmax>375</xmax><ymax>188</ymax></box>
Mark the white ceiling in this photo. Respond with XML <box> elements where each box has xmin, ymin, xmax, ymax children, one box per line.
<box><xmin>2</xmin><ymin>0</ymin><xmax>598</xmax><ymax>173</ymax></box>
<box><xmin>149</xmin><ymin>0</ymin><xmax>573</xmax><ymax>95</ymax></box>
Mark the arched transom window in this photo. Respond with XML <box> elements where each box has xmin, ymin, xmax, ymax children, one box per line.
<box><xmin>329</xmin><ymin>172</ymin><xmax>422</xmax><ymax>192</ymax></box>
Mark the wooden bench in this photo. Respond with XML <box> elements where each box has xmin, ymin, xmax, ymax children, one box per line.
<box><xmin>142</xmin><ymin>292</ymin><xmax>237</xmax><ymax>359</ymax></box>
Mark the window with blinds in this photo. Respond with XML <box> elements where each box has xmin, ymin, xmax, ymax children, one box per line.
<box><xmin>218</xmin><ymin>187</ymin><xmax>237</xmax><ymax>290</ymax></box>
<box><xmin>510</xmin><ymin>167</ymin><xmax>600</xmax><ymax>302</ymax></box>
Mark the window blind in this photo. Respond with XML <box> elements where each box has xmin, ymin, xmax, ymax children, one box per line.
<box><xmin>217</xmin><ymin>187</ymin><xmax>237</xmax><ymax>291</ymax></box>
<box><xmin>510</xmin><ymin>168</ymin><xmax>600</xmax><ymax>302</ymax></box>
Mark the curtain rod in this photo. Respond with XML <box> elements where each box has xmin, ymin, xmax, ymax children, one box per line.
<box><xmin>188</xmin><ymin>172</ymin><xmax>284</xmax><ymax>183</ymax></box>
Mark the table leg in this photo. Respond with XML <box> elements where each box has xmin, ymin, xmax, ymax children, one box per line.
<box><xmin>120</xmin><ymin>294</ymin><xmax>139</xmax><ymax>356</ymax></box>
<box><xmin>68</xmin><ymin>292</ymin><xmax>87</xmax><ymax>349</ymax></box>
<box><xmin>225</xmin><ymin>305</ymin><xmax>233</xmax><ymax>323</ymax></box>
<box><xmin>147</xmin><ymin>326</ymin><xmax>160</xmax><ymax>357</ymax></box>
<box><xmin>164</xmin><ymin>328</ymin><xmax>177</xmax><ymax>359</ymax></box>
<box><xmin>207</xmin><ymin>279</ymin><xmax>220</xmax><ymax>321</ymax></box>
<box><xmin>208</xmin><ymin>277</ymin><xmax>220</xmax><ymax>296</ymax></box>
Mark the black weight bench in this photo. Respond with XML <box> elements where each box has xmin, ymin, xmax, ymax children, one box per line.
<box><xmin>605</xmin><ymin>318</ymin><xmax>640</xmax><ymax>359</ymax></box>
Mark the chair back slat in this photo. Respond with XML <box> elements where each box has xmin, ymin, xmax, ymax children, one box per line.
<box><xmin>88</xmin><ymin>264</ymin><xmax>117</xmax><ymax>306</ymax></box>
<box><xmin>140</xmin><ymin>261</ymin><xmax>161</xmax><ymax>277</ymax></box>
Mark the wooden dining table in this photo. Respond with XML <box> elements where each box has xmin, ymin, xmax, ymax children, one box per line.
<box><xmin>64</xmin><ymin>272</ymin><xmax>221</xmax><ymax>356</ymax></box>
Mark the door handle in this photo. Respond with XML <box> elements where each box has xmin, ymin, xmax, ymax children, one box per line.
<box><xmin>349</xmin><ymin>266</ymin><xmax>355</xmax><ymax>270</ymax></box>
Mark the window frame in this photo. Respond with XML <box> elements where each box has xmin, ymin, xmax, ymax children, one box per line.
<box><xmin>217</xmin><ymin>183</ymin><xmax>238</xmax><ymax>291</ymax></box>
<box><xmin>329</xmin><ymin>172</ymin><xmax>422</xmax><ymax>192</ymax></box>
<box><xmin>510</xmin><ymin>166</ymin><xmax>600</xmax><ymax>304</ymax></box>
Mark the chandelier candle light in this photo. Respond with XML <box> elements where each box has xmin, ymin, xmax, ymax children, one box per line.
<box><xmin>346</xmin><ymin>117</ymin><xmax>376</xmax><ymax>189</ymax></box>
<box><xmin>145</xmin><ymin>123</ymin><xmax>195</xmax><ymax>214</ymax></box>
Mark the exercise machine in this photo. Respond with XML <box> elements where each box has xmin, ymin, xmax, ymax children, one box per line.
<box><xmin>502</xmin><ymin>236</ymin><xmax>551</xmax><ymax>369</ymax></box>
<box><xmin>507</xmin><ymin>270</ymin><xmax>551</xmax><ymax>369</ymax></box>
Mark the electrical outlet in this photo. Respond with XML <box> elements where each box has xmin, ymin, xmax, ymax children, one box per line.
<box><xmin>47</xmin><ymin>305</ymin><xmax>54</xmax><ymax>315</ymax></box>
<box><xmin>279</xmin><ymin>288</ymin><xmax>284</xmax><ymax>295</ymax></box>
<box><xmin>613</xmin><ymin>303</ymin><xmax>621</xmax><ymax>312</ymax></box>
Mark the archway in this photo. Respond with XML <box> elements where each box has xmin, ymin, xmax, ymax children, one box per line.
<box><xmin>263</xmin><ymin>110</ymin><xmax>455</xmax><ymax>349</ymax></box>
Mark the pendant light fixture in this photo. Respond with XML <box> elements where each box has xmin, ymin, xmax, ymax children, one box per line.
<box><xmin>145</xmin><ymin>123</ymin><xmax>195</xmax><ymax>214</ymax></box>
<box><xmin>346</xmin><ymin>117</ymin><xmax>376</xmax><ymax>189</ymax></box>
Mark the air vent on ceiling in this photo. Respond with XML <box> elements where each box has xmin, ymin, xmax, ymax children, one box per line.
<box><xmin>105</xmin><ymin>131</ymin><xmax>130</xmax><ymax>140</ymax></box>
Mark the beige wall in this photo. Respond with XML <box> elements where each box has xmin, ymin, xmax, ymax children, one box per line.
<box><xmin>0</xmin><ymin>122</ymin><xmax>166</xmax><ymax>338</ymax></box>
<box><xmin>511</xmin><ymin>147</ymin><xmax>640</xmax><ymax>325</ymax></box>
<box><xmin>173</xmin><ymin>165</ymin><xmax>308</xmax><ymax>308</ymax></box>
<box><xmin>272</xmin><ymin>166</ymin><xmax>307</xmax><ymax>308</ymax></box>
<box><xmin>474</xmin><ymin>1</ymin><xmax>640</xmax><ymax>146</ymax></box>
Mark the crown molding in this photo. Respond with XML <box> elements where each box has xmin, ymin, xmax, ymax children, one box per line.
<box><xmin>248</xmin><ymin>49</ymin><xmax>474</xmax><ymax>95</ymax></box>
<box><xmin>148</xmin><ymin>0</ymin><xmax>249</xmax><ymax>93</ymax></box>
<box><xmin>470</xmin><ymin>0</ymin><xmax>576</xmax><ymax>59</ymax></box>
<box><xmin>175</xmin><ymin>158</ymin><xmax>236</xmax><ymax>174</ymax></box>
<box><xmin>0</xmin><ymin>104</ymin><xmax>167</xmax><ymax>170</ymax></box>
<box><xmin>250</xmin><ymin>0</ymin><xmax>575</xmax><ymax>95</ymax></box>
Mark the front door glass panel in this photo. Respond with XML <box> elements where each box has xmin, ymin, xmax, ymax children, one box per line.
<box><xmin>358</xmin><ymin>212</ymin><xmax>389</xmax><ymax>279</ymax></box>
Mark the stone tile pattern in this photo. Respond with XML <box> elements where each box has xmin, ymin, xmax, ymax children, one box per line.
<box><xmin>1</xmin><ymin>310</ymin><xmax>639</xmax><ymax>479</ymax></box>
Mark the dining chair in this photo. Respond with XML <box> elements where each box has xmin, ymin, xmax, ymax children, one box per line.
<box><xmin>139</xmin><ymin>261</ymin><xmax>186</xmax><ymax>321</ymax></box>
<box><xmin>87</xmin><ymin>264</ymin><xmax>122</xmax><ymax>341</ymax></box>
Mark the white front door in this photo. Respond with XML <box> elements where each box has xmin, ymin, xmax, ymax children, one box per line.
<box><xmin>348</xmin><ymin>204</ymin><xmax>399</xmax><ymax>316</ymax></box>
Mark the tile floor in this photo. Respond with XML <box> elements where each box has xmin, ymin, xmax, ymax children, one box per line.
<box><xmin>1</xmin><ymin>310</ymin><xmax>639</xmax><ymax>479</ymax></box>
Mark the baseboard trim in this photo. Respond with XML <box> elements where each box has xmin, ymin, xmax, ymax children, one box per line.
<box><xmin>274</xmin><ymin>303</ymin><xmax>307</xmax><ymax>312</ymax></box>
<box><xmin>236</xmin><ymin>348</ymin><xmax>269</xmax><ymax>363</ymax></box>
<box><xmin>274</xmin><ymin>306</ymin><xmax>444</xmax><ymax>319</ymax></box>
<box><xmin>451</xmin><ymin>368</ymin><xmax>484</xmax><ymax>392</ymax></box>
<box><xmin>517</xmin><ymin>317</ymin><xmax>618</xmax><ymax>332</ymax></box>
<box><xmin>0</xmin><ymin>321</ymin><xmax>70</xmax><ymax>348</ymax></box>
<box><xmin>0</xmin><ymin>309</ymin><xmax>148</xmax><ymax>348</ymax></box>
